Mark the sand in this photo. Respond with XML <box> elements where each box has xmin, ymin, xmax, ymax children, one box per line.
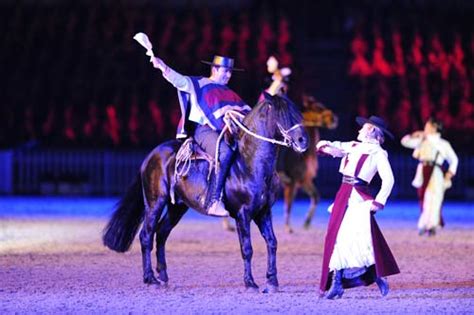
<box><xmin>1</xmin><ymin>216</ymin><xmax>473</xmax><ymax>314</ymax></box>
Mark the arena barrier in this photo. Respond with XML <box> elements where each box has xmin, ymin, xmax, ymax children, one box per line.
<box><xmin>0</xmin><ymin>149</ymin><xmax>473</xmax><ymax>199</ymax></box>
<box><xmin>1</xmin><ymin>149</ymin><xmax>146</xmax><ymax>196</ymax></box>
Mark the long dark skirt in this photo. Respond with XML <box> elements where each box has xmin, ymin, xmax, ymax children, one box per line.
<box><xmin>319</xmin><ymin>183</ymin><xmax>400</xmax><ymax>293</ymax></box>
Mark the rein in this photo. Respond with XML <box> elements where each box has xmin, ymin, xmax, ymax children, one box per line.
<box><xmin>175</xmin><ymin>138</ymin><xmax>193</xmax><ymax>177</ymax></box>
<box><xmin>211</xmin><ymin>109</ymin><xmax>301</xmax><ymax>175</ymax></box>
<box><xmin>175</xmin><ymin>109</ymin><xmax>302</xmax><ymax>181</ymax></box>
<box><xmin>175</xmin><ymin>138</ymin><xmax>214</xmax><ymax>179</ymax></box>
<box><xmin>223</xmin><ymin>110</ymin><xmax>301</xmax><ymax>148</ymax></box>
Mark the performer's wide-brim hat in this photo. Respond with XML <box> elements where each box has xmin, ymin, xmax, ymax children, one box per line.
<box><xmin>201</xmin><ymin>55</ymin><xmax>244</xmax><ymax>71</ymax></box>
<box><xmin>356</xmin><ymin>115</ymin><xmax>394</xmax><ymax>139</ymax></box>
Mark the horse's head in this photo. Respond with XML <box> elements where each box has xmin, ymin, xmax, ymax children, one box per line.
<box><xmin>302</xmin><ymin>95</ymin><xmax>339</xmax><ymax>129</ymax></box>
<box><xmin>243</xmin><ymin>92</ymin><xmax>308</xmax><ymax>153</ymax></box>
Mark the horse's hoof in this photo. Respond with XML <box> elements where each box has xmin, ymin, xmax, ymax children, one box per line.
<box><xmin>284</xmin><ymin>225</ymin><xmax>294</xmax><ymax>234</ymax></box>
<box><xmin>156</xmin><ymin>276</ymin><xmax>168</xmax><ymax>287</ymax></box>
<box><xmin>245</xmin><ymin>286</ymin><xmax>260</xmax><ymax>293</ymax></box>
<box><xmin>225</xmin><ymin>226</ymin><xmax>236</xmax><ymax>232</ymax></box>
<box><xmin>157</xmin><ymin>272</ymin><xmax>169</xmax><ymax>284</ymax></box>
<box><xmin>143</xmin><ymin>274</ymin><xmax>160</xmax><ymax>285</ymax></box>
<box><xmin>222</xmin><ymin>219</ymin><xmax>236</xmax><ymax>232</ymax></box>
<box><xmin>262</xmin><ymin>285</ymin><xmax>279</xmax><ymax>294</ymax></box>
<box><xmin>303</xmin><ymin>220</ymin><xmax>311</xmax><ymax>230</ymax></box>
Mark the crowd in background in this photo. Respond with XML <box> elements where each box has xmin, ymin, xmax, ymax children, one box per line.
<box><xmin>0</xmin><ymin>2</ymin><xmax>293</xmax><ymax>148</ymax></box>
<box><xmin>1</xmin><ymin>0</ymin><xmax>473</xmax><ymax>151</ymax></box>
<box><xmin>342</xmin><ymin>0</ymin><xmax>474</xmax><ymax>147</ymax></box>
<box><xmin>349</xmin><ymin>28</ymin><xmax>474</xmax><ymax>140</ymax></box>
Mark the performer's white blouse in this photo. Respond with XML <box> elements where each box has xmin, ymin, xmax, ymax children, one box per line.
<box><xmin>401</xmin><ymin>133</ymin><xmax>458</xmax><ymax>176</ymax></box>
<box><xmin>320</xmin><ymin>141</ymin><xmax>394</xmax><ymax>206</ymax></box>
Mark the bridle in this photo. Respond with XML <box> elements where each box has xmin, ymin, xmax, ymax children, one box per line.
<box><xmin>222</xmin><ymin>110</ymin><xmax>303</xmax><ymax>149</ymax></box>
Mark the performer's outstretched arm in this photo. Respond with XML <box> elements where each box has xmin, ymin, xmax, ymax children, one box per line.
<box><xmin>316</xmin><ymin>140</ymin><xmax>354</xmax><ymax>158</ymax></box>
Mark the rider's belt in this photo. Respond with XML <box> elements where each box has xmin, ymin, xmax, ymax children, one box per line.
<box><xmin>342</xmin><ymin>175</ymin><xmax>368</xmax><ymax>186</ymax></box>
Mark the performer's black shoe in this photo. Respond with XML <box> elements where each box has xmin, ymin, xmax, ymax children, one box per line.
<box><xmin>326</xmin><ymin>269</ymin><xmax>344</xmax><ymax>299</ymax></box>
<box><xmin>375</xmin><ymin>277</ymin><xmax>389</xmax><ymax>296</ymax></box>
<box><xmin>428</xmin><ymin>228</ymin><xmax>436</xmax><ymax>236</ymax></box>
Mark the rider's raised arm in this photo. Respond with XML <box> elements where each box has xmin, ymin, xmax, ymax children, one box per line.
<box><xmin>151</xmin><ymin>56</ymin><xmax>192</xmax><ymax>93</ymax></box>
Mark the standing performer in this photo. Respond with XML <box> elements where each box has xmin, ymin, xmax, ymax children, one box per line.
<box><xmin>401</xmin><ymin>117</ymin><xmax>458</xmax><ymax>236</ymax></box>
<box><xmin>316</xmin><ymin>115</ymin><xmax>399</xmax><ymax>299</ymax></box>
<box><xmin>150</xmin><ymin>54</ymin><xmax>251</xmax><ymax>217</ymax></box>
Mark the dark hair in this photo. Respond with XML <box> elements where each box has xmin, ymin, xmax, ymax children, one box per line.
<box><xmin>428</xmin><ymin>117</ymin><xmax>443</xmax><ymax>133</ymax></box>
<box><xmin>372</xmin><ymin>126</ymin><xmax>385</xmax><ymax>144</ymax></box>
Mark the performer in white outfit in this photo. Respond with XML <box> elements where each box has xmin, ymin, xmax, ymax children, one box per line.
<box><xmin>401</xmin><ymin>117</ymin><xmax>458</xmax><ymax>236</ymax></box>
<box><xmin>317</xmin><ymin>115</ymin><xmax>400</xmax><ymax>299</ymax></box>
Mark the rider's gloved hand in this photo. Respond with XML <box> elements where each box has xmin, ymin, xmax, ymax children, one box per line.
<box><xmin>150</xmin><ymin>56</ymin><xmax>166</xmax><ymax>72</ymax></box>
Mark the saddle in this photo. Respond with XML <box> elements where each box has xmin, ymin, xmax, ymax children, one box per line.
<box><xmin>170</xmin><ymin>138</ymin><xmax>216</xmax><ymax>204</ymax></box>
<box><xmin>175</xmin><ymin>138</ymin><xmax>216</xmax><ymax>176</ymax></box>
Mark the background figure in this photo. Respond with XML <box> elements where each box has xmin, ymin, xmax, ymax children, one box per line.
<box><xmin>263</xmin><ymin>56</ymin><xmax>324</xmax><ymax>233</ymax></box>
<box><xmin>400</xmin><ymin>118</ymin><xmax>458</xmax><ymax>236</ymax></box>
<box><xmin>278</xmin><ymin>95</ymin><xmax>338</xmax><ymax>233</ymax></box>
<box><xmin>264</xmin><ymin>55</ymin><xmax>291</xmax><ymax>97</ymax></box>
<box><xmin>316</xmin><ymin>115</ymin><xmax>399</xmax><ymax>299</ymax></box>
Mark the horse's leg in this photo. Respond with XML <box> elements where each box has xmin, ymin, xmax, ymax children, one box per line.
<box><xmin>302</xmin><ymin>180</ymin><xmax>320</xmax><ymax>229</ymax></box>
<box><xmin>254</xmin><ymin>209</ymin><xmax>279</xmax><ymax>293</ymax></box>
<box><xmin>222</xmin><ymin>217</ymin><xmax>236</xmax><ymax>232</ymax></box>
<box><xmin>155</xmin><ymin>203</ymin><xmax>188</xmax><ymax>285</ymax></box>
<box><xmin>283</xmin><ymin>183</ymin><xmax>297</xmax><ymax>233</ymax></box>
<box><xmin>235</xmin><ymin>209</ymin><xmax>258</xmax><ymax>291</ymax></box>
<box><xmin>139</xmin><ymin>197</ymin><xmax>166</xmax><ymax>285</ymax></box>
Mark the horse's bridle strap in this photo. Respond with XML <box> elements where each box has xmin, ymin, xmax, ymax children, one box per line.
<box><xmin>223</xmin><ymin>110</ymin><xmax>300</xmax><ymax>148</ymax></box>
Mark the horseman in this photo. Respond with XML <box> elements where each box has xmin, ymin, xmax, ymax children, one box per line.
<box><xmin>150</xmin><ymin>55</ymin><xmax>251</xmax><ymax>217</ymax></box>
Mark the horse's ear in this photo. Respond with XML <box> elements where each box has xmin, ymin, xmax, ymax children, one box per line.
<box><xmin>264</xmin><ymin>102</ymin><xmax>273</xmax><ymax>116</ymax></box>
<box><xmin>262</xmin><ymin>91</ymin><xmax>273</xmax><ymax>102</ymax></box>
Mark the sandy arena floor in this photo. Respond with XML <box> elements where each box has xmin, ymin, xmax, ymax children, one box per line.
<box><xmin>0</xmin><ymin>215</ymin><xmax>473</xmax><ymax>314</ymax></box>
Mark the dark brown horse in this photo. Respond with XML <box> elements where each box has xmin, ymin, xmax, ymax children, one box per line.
<box><xmin>102</xmin><ymin>93</ymin><xmax>308</xmax><ymax>292</ymax></box>
<box><xmin>277</xmin><ymin>95</ymin><xmax>338</xmax><ymax>233</ymax></box>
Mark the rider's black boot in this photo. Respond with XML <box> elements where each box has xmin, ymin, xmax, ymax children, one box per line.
<box><xmin>206</xmin><ymin>157</ymin><xmax>231</xmax><ymax>217</ymax></box>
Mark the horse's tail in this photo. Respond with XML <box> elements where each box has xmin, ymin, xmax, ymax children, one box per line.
<box><xmin>103</xmin><ymin>173</ymin><xmax>145</xmax><ymax>252</ymax></box>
